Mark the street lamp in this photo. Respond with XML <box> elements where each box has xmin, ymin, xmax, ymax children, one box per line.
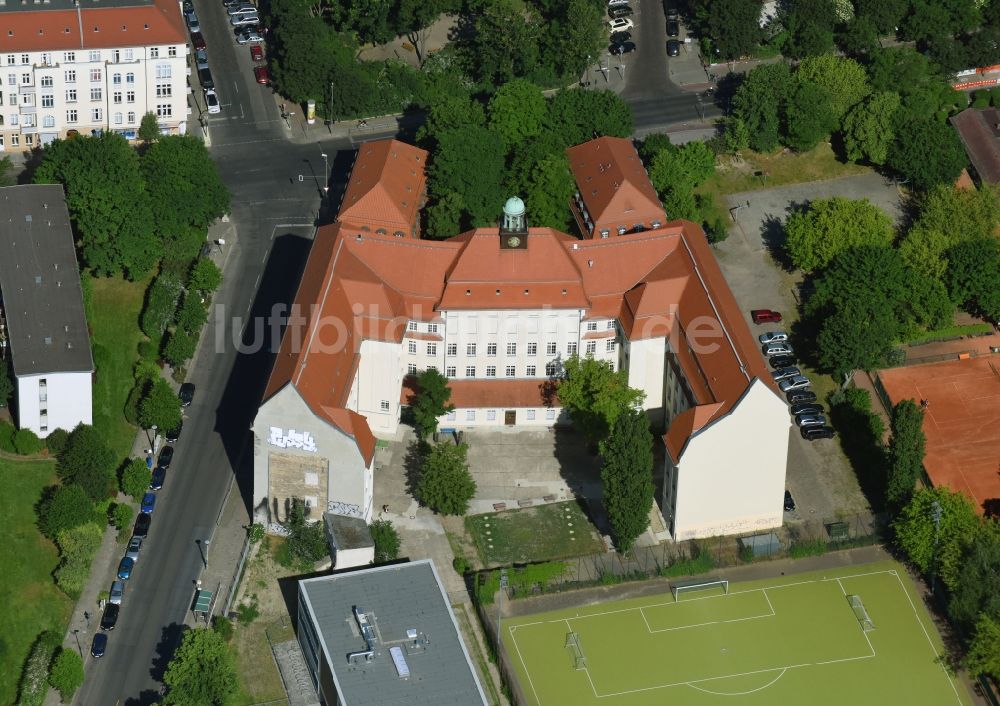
<box><xmin>196</xmin><ymin>539</ymin><xmax>209</xmax><ymax>569</ymax></box>
<box><xmin>320</xmin><ymin>151</ymin><xmax>329</xmax><ymax>194</ymax></box>
<box><xmin>71</xmin><ymin>629</ymin><xmax>83</xmax><ymax>659</ymax></box>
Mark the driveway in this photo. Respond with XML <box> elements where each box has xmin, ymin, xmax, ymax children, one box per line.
<box><xmin>713</xmin><ymin>172</ymin><xmax>904</xmax><ymax>522</ymax></box>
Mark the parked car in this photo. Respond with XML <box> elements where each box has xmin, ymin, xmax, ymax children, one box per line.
<box><xmin>186</xmin><ymin>11</ymin><xmax>200</xmax><ymax>31</ymax></box>
<box><xmin>141</xmin><ymin>492</ymin><xmax>157</xmax><ymax>514</ymax></box>
<box><xmin>191</xmin><ymin>31</ymin><xmax>207</xmax><ymax>51</ymax></box>
<box><xmin>227</xmin><ymin>3</ymin><xmax>257</xmax><ymax>14</ymax></box>
<box><xmin>666</xmin><ymin>39</ymin><xmax>681</xmax><ymax>56</ymax></box>
<box><xmin>608</xmin><ymin>0</ymin><xmax>630</xmax><ymax>6</ymax></box>
<box><xmin>231</xmin><ymin>13</ymin><xmax>260</xmax><ymax>26</ymax></box>
<box><xmin>771</xmin><ymin>366</ymin><xmax>801</xmax><ymax>381</ymax></box>
<box><xmin>609</xmin><ymin>17</ymin><xmax>634</xmax><ymax>31</ymax></box>
<box><xmin>762</xmin><ymin>341</ymin><xmax>794</xmax><ymax>356</ymax></box>
<box><xmin>91</xmin><ymin>633</ymin><xmax>108</xmax><ymax>658</ymax></box>
<box><xmin>182</xmin><ymin>0</ymin><xmax>194</xmax><ymax>15</ymax></box>
<box><xmin>238</xmin><ymin>28</ymin><xmax>265</xmax><ymax>45</ymax></box>
<box><xmin>758</xmin><ymin>331</ymin><xmax>788</xmax><ymax>344</ymax></box>
<box><xmin>786</xmin><ymin>390</ymin><xmax>817</xmax><ymax>404</ymax></box>
<box><xmin>109</xmin><ymin>580</ymin><xmax>125</xmax><ymax>605</ymax></box>
<box><xmin>784</xmin><ymin>490</ymin><xmax>796</xmax><ymax>511</ymax></box>
<box><xmin>133</xmin><ymin>512</ymin><xmax>151</xmax><ymax>538</ymax></box>
<box><xmin>610</xmin><ymin>41</ymin><xmax>637</xmax><ymax>54</ymax></box>
<box><xmin>801</xmin><ymin>426</ymin><xmax>836</xmax><ymax>440</ymax></box>
<box><xmin>751</xmin><ymin>308</ymin><xmax>782</xmax><ymax>324</ymax></box>
<box><xmin>779</xmin><ymin>375</ymin><xmax>811</xmax><ymax>392</ymax></box>
<box><xmin>608</xmin><ymin>5</ymin><xmax>633</xmax><ymax>18</ymax></box>
<box><xmin>205</xmin><ymin>89</ymin><xmax>221</xmax><ymax>114</ymax></box>
<box><xmin>198</xmin><ymin>66</ymin><xmax>214</xmax><ymax>90</ymax></box>
<box><xmin>100</xmin><ymin>603</ymin><xmax>119</xmax><ymax>631</ymax></box>
<box><xmin>254</xmin><ymin>65</ymin><xmax>270</xmax><ymax>85</ymax></box>
<box><xmin>665</xmin><ymin>4</ymin><xmax>679</xmax><ymax>20</ymax></box>
<box><xmin>158</xmin><ymin>445</ymin><xmax>174</xmax><ymax>468</ymax></box>
<box><xmin>179</xmin><ymin>383</ymin><xmax>195</xmax><ymax>407</ymax></box>
<box><xmin>117</xmin><ymin>556</ymin><xmax>134</xmax><ymax>580</ymax></box>
<box><xmin>790</xmin><ymin>402</ymin><xmax>823</xmax><ymax>416</ymax></box>
<box><xmin>126</xmin><ymin>536</ymin><xmax>142</xmax><ymax>563</ymax></box>
<box><xmin>165</xmin><ymin>420</ymin><xmax>183</xmax><ymax>443</ymax></box>
<box><xmin>150</xmin><ymin>466</ymin><xmax>166</xmax><ymax>490</ymax></box>
<box><xmin>667</xmin><ymin>19</ymin><xmax>680</xmax><ymax>36</ymax></box>
<box><xmin>610</xmin><ymin>30</ymin><xmax>632</xmax><ymax>43</ymax></box>
<box><xmin>768</xmin><ymin>354</ymin><xmax>796</xmax><ymax>369</ymax></box>
<box><xmin>224</xmin><ymin>0</ymin><xmax>250</xmax><ymax>8</ymax></box>
<box><xmin>250</xmin><ymin>45</ymin><xmax>265</xmax><ymax>63</ymax></box>
<box><xmin>194</xmin><ymin>48</ymin><xmax>209</xmax><ymax>70</ymax></box>
<box><xmin>796</xmin><ymin>413</ymin><xmax>826</xmax><ymax>427</ymax></box>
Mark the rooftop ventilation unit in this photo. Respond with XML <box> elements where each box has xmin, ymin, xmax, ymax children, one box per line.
<box><xmin>347</xmin><ymin>606</ymin><xmax>377</xmax><ymax>664</ymax></box>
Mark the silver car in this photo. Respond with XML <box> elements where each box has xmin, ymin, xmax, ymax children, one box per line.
<box><xmin>796</xmin><ymin>413</ymin><xmax>827</xmax><ymax>427</ymax></box>
<box><xmin>194</xmin><ymin>48</ymin><xmax>209</xmax><ymax>70</ymax></box>
<box><xmin>227</xmin><ymin>3</ymin><xmax>256</xmax><ymax>14</ymax></box>
<box><xmin>125</xmin><ymin>536</ymin><xmax>142</xmax><ymax>563</ymax></box>
<box><xmin>771</xmin><ymin>366</ymin><xmax>801</xmax><ymax>381</ymax></box>
<box><xmin>779</xmin><ymin>375</ymin><xmax>811</xmax><ymax>392</ymax></box>
<box><xmin>231</xmin><ymin>13</ymin><xmax>260</xmax><ymax>25</ymax></box>
<box><xmin>758</xmin><ymin>331</ymin><xmax>788</xmax><ymax>344</ymax></box>
<box><xmin>763</xmin><ymin>341</ymin><xmax>794</xmax><ymax>356</ymax></box>
<box><xmin>109</xmin><ymin>580</ymin><xmax>125</xmax><ymax>605</ymax></box>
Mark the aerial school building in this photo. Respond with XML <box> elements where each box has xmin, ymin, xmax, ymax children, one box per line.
<box><xmin>252</xmin><ymin>136</ymin><xmax>790</xmax><ymax>541</ymax></box>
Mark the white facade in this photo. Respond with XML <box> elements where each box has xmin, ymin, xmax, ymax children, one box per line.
<box><xmin>0</xmin><ymin>45</ymin><xmax>188</xmax><ymax>151</ymax></box>
<box><xmin>16</xmin><ymin>371</ymin><xmax>92</xmax><ymax>438</ymax></box>
<box><xmin>663</xmin><ymin>380</ymin><xmax>790</xmax><ymax>540</ymax></box>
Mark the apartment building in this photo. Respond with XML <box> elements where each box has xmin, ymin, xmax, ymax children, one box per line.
<box><xmin>0</xmin><ymin>0</ymin><xmax>189</xmax><ymax>152</ymax></box>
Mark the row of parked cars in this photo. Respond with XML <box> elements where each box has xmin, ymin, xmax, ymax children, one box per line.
<box><xmin>607</xmin><ymin>1</ymin><xmax>681</xmax><ymax>56</ymax></box>
<box><xmin>91</xmin><ymin>384</ymin><xmax>194</xmax><ymax>658</ymax></box>
<box><xmin>750</xmin><ymin>310</ymin><xmax>836</xmax><ymax>442</ymax></box>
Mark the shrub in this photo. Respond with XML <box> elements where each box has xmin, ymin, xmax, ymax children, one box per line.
<box><xmin>0</xmin><ymin>420</ymin><xmax>15</xmax><ymax>452</ymax></box>
<box><xmin>37</xmin><ymin>484</ymin><xmax>102</xmax><ymax>540</ymax></box>
<box><xmin>661</xmin><ymin>551</ymin><xmax>715</xmax><ymax>578</ymax></box>
<box><xmin>188</xmin><ymin>257</ymin><xmax>222</xmax><ymax>295</ymax></box>
<box><xmin>57</xmin><ymin>424</ymin><xmax>117</xmax><ymax>502</ymax></box>
<box><xmin>54</xmin><ymin>523</ymin><xmax>104</xmax><ymax>598</ymax></box>
<box><xmin>140</xmin><ymin>274</ymin><xmax>183</xmax><ymax>340</ymax></box>
<box><xmin>213</xmin><ymin>615</ymin><xmax>234</xmax><ymax>642</ymax></box>
<box><xmin>788</xmin><ymin>539</ymin><xmax>828</xmax><ymax>558</ymax></box>
<box><xmin>111</xmin><ymin>502</ymin><xmax>134</xmax><ymax>531</ymax></box>
<box><xmin>14</xmin><ymin>428</ymin><xmax>44</xmax><ymax>455</ymax></box>
<box><xmin>137</xmin><ymin>338</ymin><xmax>160</xmax><ymax>363</ymax></box>
<box><xmin>236</xmin><ymin>596</ymin><xmax>260</xmax><ymax>624</ymax></box>
<box><xmin>972</xmin><ymin>90</ymin><xmax>991</xmax><ymax>108</ymax></box>
<box><xmin>369</xmin><ymin>519</ymin><xmax>401</xmax><ymax>563</ymax></box>
<box><xmin>453</xmin><ymin>556</ymin><xmax>471</xmax><ymax>575</ymax></box>
<box><xmin>44</xmin><ymin>428</ymin><xmax>70</xmax><ymax>457</ymax></box>
<box><xmin>123</xmin><ymin>381</ymin><xmax>147</xmax><ymax>426</ymax></box>
<box><xmin>16</xmin><ymin>631</ymin><xmax>61</xmax><ymax>706</ymax></box>
<box><xmin>175</xmin><ymin>293</ymin><xmax>208</xmax><ymax>334</ymax></box>
<box><xmin>248</xmin><ymin>523</ymin><xmax>265</xmax><ymax>544</ymax></box>
<box><xmin>163</xmin><ymin>329</ymin><xmax>197</xmax><ymax>367</ymax></box>
<box><xmin>48</xmin><ymin>648</ymin><xmax>84</xmax><ymax>702</ymax></box>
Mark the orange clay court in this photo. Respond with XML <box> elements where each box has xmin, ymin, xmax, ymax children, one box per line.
<box><xmin>878</xmin><ymin>357</ymin><xmax>1000</xmax><ymax>514</ymax></box>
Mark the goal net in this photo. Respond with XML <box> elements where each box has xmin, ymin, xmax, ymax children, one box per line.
<box><xmin>848</xmin><ymin>594</ymin><xmax>875</xmax><ymax>632</ymax></box>
<box><xmin>565</xmin><ymin>632</ymin><xmax>587</xmax><ymax>670</ymax></box>
<box><xmin>672</xmin><ymin>579</ymin><xmax>729</xmax><ymax>602</ymax></box>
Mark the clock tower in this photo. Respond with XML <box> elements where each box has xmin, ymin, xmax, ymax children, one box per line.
<box><xmin>499</xmin><ymin>196</ymin><xmax>528</xmax><ymax>249</ymax></box>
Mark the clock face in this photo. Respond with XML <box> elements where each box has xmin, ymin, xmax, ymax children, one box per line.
<box><xmin>506</xmin><ymin>236</ymin><xmax>521</xmax><ymax>248</ymax></box>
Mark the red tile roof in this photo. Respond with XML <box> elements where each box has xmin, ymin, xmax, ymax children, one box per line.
<box><xmin>0</xmin><ymin>0</ymin><xmax>187</xmax><ymax>53</ymax></box>
<box><xmin>950</xmin><ymin>108</ymin><xmax>1000</xmax><ymax>185</ymax></box>
<box><xmin>566</xmin><ymin>136</ymin><xmax>667</xmax><ymax>237</ymax></box>
<box><xmin>337</xmin><ymin>139</ymin><xmax>428</xmax><ymax>237</ymax></box>
<box><xmin>402</xmin><ymin>378</ymin><xmax>553</xmax><ymax>409</ymax></box>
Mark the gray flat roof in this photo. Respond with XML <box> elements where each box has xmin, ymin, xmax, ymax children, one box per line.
<box><xmin>299</xmin><ymin>560</ymin><xmax>488</xmax><ymax>706</ymax></box>
<box><xmin>0</xmin><ymin>0</ymin><xmax>155</xmax><ymax>14</ymax></box>
<box><xmin>324</xmin><ymin>512</ymin><xmax>374</xmax><ymax>551</ymax></box>
<box><xmin>0</xmin><ymin>185</ymin><xmax>94</xmax><ymax>377</ymax></box>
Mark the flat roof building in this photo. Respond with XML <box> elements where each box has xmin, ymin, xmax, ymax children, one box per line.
<box><xmin>297</xmin><ymin>560</ymin><xmax>488</xmax><ymax>706</ymax></box>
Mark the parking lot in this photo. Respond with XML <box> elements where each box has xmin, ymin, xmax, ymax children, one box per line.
<box><xmin>713</xmin><ymin>172</ymin><xmax>904</xmax><ymax>521</ymax></box>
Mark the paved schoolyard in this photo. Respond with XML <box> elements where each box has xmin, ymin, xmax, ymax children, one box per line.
<box><xmin>711</xmin><ymin>172</ymin><xmax>903</xmax><ymax>522</ymax></box>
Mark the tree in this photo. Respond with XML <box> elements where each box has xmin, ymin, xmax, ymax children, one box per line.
<box><xmin>369</xmin><ymin>519</ymin><xmax>401</xmax><ymax>563</ymax></box>
<box><xmin>176</xmin><ymin>293</ymin><xmax>209</xmax><ymax>334</ymax></box>
<box><xmin>0</xmin><ymin>155</ymin><xmax>15</xmax><ymax>187</ymax></box>
<box><xmin>945</xmin><ymin>238</ymin><xmax>1000</xmax><ymax>320</ymax></box>
<box><xmin>162</xmin><ymin>627</ymin><xmax>239</xmax><ymax>706</ymax></box>
<box><xmin>839</xmin><ymin>14</ymin><xmax>880</xmax><ymax>56</ymax></box>
<box><xmin>396</xmin><ymin>0</ymin><xmax>457</xmax><ymax>65</ymax></box>
<box><xmin>121</xmin><ymin>457</ymin><xmax>153</xmax><ymax>501</ymax></box>
<box><xmin>140</xmin><ymin>274</ymin><xmax>184</xmax><ymax>340</ymax></box>
<box><xmin>542</xmin><ymin>0</ymin><xmax>605</xmax><ymax>80</ymax></box>
<box><xmin>599</xmin><ymin>409</ymin><xmax>654</xmax><ymax>554</ymax></box>
<box><xmin>893</xmin><ymin>487</ymin><xmax>980</xmax><ymax>593</ymax></box>
<box><xmin>164</xmin><ymin>330</ymin><xmax>198</xmax><ymax>367</ymax></box>
<box><xmin>0</xmin><ymin>364</ymin><xmax>12</xmax><ymax>408</ymax></box>
<box><xmin>111</xmin><ymin>502</ymin><xmax>135</xmax><ymax>532</ymax></box>
<box><xmin>842</xmin><ymin>91</ymin><xmax>900</xmax><ymax>165</ymax></box>
<box><xmin>783</xmin><ymin>4</ymin><xmax>836</xmax><ymax>59</ymax></box>
<box><xmin>17</xmin><ymin>631</ymin><xmax>61</xmax><ymax>706</ymax></box>
<box><xmin>54</xmin><ymin>522</ymin><xmax>104</xmax><ymax>597</ymax></box>
<box><xmin>649</xmin><ymin>141</ymin><xmax>715</xmax><ymax>196</ymax></box>
<box><xmin>33</xmin><ymin>134</ymin><xmax>157</xmax><ymax>279</ymax></box>
<box><xmin>188</xmin><ymin>257</ymin><xmax>223</xmax><ymax>296</ymax></box>
<box><xmin>885</xmin><ymin>400</ymin><xmax>925</xmax><ymax>510</ymax></box>
<box><xmin>463</xmin><ymin>0</ymin><xmax>540</xmax><ymax>87</ymax></box>
<box><xmin>887</xmin><ymin>112</ymin><xmax>967</xmax><ymax>191</ymax></box>
<box><xmin>691</xmin><ymin>0</ymin><xmax>762</xmax><ymax>60</ymax></box>
<box><xmin>429</xmin><ymin>125</ymin><xmax>506</xmax><ymax>227</ymax></box>
<box><xmin>416</xmin><ymin>94</ymin><xmax>485</xmax><ymax>148</ymax></box>
<box><xmin>488</xmin><ymin>79</ymin><xmax>547</xmax><ymax>148</ymax></box>
<box><xmin>795</xmin><ymin>55</ymin><xmax>871</xmax><ymax>122</ymax></box>
<box><xmin>14</xmin><ymin>429</ymin><xmax>44</xmax><ymax>455</ymax></box>
<box><xmin>523</xmin><ymin>154</ymin><xmax>574</xmax><ymax>231</ymax></box>
<box><xmin>556</xmin><ymin>356</ymin><xmax>645</xmax><ymax>445</ymax></box>
<box><xmin>966</xmin><ymin>614</ymin><xmax>1000</xmax><ymax>678</ymax></box>
<box><xmin>139</xmin><ymin>378</ymin><xmax>183</xmax><ymax>433</ymax></box>
<box><xmin>783</xmin><ymin>80</ymin><xmax>838</xmax><ymax>151</ymax></box>
<box><xmin>36</xmin><ymin>485</ymin><xmax>101</xmax><ymax>540</ymax></box>
<box><xmin>410</xmin><ymin>368</ymin><xmax>455</xmax><ymax>439</ymax></box>
<box><xmin>417</xmin><ymin>442</ymin><xmax>476</xmax><ymax>515</ymax></box>
<box><xmin>783</xmin><ymin>197</ymin><xmax>895</xmax><ymax>272</ymax></box>
<box><xmin>45</xmin><ymin>428</ymin><xmax>70</xmax><ymax>457</ymax></box>
<box><xmin>57</xmin><ymin>424</ymin><xmax>116</xmax><ymax>502</ymax></box>
<box><xmin>637</xmin><ymin>132</ymin><xmax>674</xmax><ymax>163</ymax></box>
<box><xmin>854</xmin><ymin>0</ymin><xmax>909</xmax><ymax>33</ymax></box>
<box><xmin>285</xmin><ymin>499</ymin><xmax>329</xmax><ymax>563</ymax></box>
<box><xmin>732</xmin><ymin>63</ymin><xmax>794</xmax><ymax>153</ymax></box>
<box><xmin>425</xmin><ymin>191</ymin><xmax>466</xmax><ymax>238</ymax></box>
<box><xmin>546</xmin><ymin>89</ymin><xmax>634</xmax><ymax>147</ymax></box>
<box><xmin>949</xmin><ymin>520</ymin><xmax>1000</xmax><ymax>629</ymax></box>
<box><xmin>138</xmin><ymin>112</ymin><xmax>161</xmax><ymax>143</ymax></box>
<box><xmin>47</xmin><ymin>648</ymin><xmax>84</xmax><ymax>702</ymax></box>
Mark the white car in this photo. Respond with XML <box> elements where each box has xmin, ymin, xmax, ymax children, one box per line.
<box><xmin>796</xmin><ymin>413</ymin><xmax>827</xmax><ymax>427</ymax></box>
<box><xmin>609</xmin><ymin>17</ymin><xmax>634</xmax><ymax>32</ymax></box>
<box><xmin>779</xmin><ymin>375</ymin><xmax>811</xmax><ymax>393</ymax></box>
<box><xmin>763</xmin><ymin>341</ymin><xmax>794</xmax><ymax>356</ymax></box>
<box><xmin>758</xmin><ymin>331</ymin><xmax>788</xmax><ymax>344</ymax></box>
<box><xmin>608</xmin><ymin>0</ymin><xmax>630</xmax><ymax>5</ymax></box>
<box><xmin>109</xmin><ymin>580</ymin><xmax>125</xmax><ymax>605</ymax></box>
<box><xmin>236</xmin><ymin>28</ymin><xmax>265</xmax><ymax>44</ymax></box>
<box><xmin>231</xmin><ymin>13</ymin><xmax>260</xmax><ymax>25</ymax></box>
<box><xmin>205</xmin><ymin>88</ymin><xmax>221</xmax><ymax>114</ymax></box>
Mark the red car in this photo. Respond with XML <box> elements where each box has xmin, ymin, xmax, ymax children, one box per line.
<box><xmin>250</xmin><ymin>45</ymin><xmax>264</xmax><ymax>63</ymax></box>
<box><xmin>254</xmin><ymin>65</ymin><xmax>270</xmax><ymax>85</ymax></box>
<box><xmin>191</xmin><ymin>31</ymin><xmax>206</xmax><ymax>51</ymax></box>
<box><xmin>751</xmin><ymin>309</ymin><xmax>782</xmax><ymax>324</ymax></box>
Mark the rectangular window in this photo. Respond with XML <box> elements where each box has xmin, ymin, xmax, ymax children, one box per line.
<box><xmin>445</xmin><ymin>366</ymin><xmax>456</xmax><ymax>377</ymax></box>
<box><xmin>91</xmin><ymin>108</ymin><xmax>102</xmax><ymax>122</ymax></box>
<box><xmin>546</xmin><ymin>409</ymin><xmax>556</xmax><ymax>420</ymax></box>
<box><xmin>487</xmin><ymin>410</ymin><xmax>496</xmax><ymax>421</ymax></box>
<box><xmin>155</xmin><ymin>83</ymin><xmax>171</xmax><ymax>98</ymax></box>
<box><xmin>486</xmin><ymin>342</ymin><xmax>497</xmax><ymax>356</ymax></box>
<box><xmin>546</xmin><ymin>363</ymin><xmax>557</xmax><ymax>376</ymax></box>
<box><xmin>66</xmin><ymin>109</ymin><xmax>77</xmax><ymax>123</ymax></box>
<box><xmin>465</xmin><ymin>366</ymin><xmax>476</xmax><ymax>377</ymax></box>
<box><xmin>427</xmin><ymin>323</ymin><xmax>438</xmax><ymax>333</ymax></box>
<box><xmin>10</xmin><ymin>135</ymin><xmax>18</xmax><ymax>146</ymax></box>
<box><xmin>408</xmin><ymin>341</ymin><xmax>416</xmax><ymax>354</ymax></box>
<box><xmin>546</xmin><ymin>342</ymin><xmax>557</xmax><ymax>355</ymax></box>
<box><xmin>379</xmin><ymin>400</ymin><xmax>390</xmax><ymax>412</ymax></box>
<box><xmin>466</xmin><ymin>343</ymin><xmax>476</xmax><ymax>356</ymax></box>
<box><xmin>527</xmin><ymin>342</ymin><xmax>537</xmax><ymax>355</ymax></box>
<box><xmin>587</xmin><ymin>321</ymin><xmax>598</xmax><ymax>331</ymax></box>
<box><xmin>446</xmin><ymin>343</ymin><xmax>457</xmax><ymax>356</ymax></box>
<box><xmin>506</xmin><ymin>342</ymin><xmax>516</xmax><ymax>355</ymax></box>
<box><xmin>124</xmin><ymin>49</ymin><xmax>134</xmax><ymax>61</ymax></box>
<box><xmin>64</xmin><ymin>70</ymin><xmax>76</xmax><ymax>83</ymax></box>
<box><xmin>66</xmin><ymin>89</ymin><xmax>77</xmax><ymax>102</ymax></box>
<box><xmin>40</xmin><ymin>52</ymin><xmax>52</xmax><ymax>65</ymax></box>
<box><xmin>40</xmin><ymin>76</ymin><xmax>53</xmax><ymax>87</ymax></box>
<box><xmin>20</xmin><ymin>93</ymin><xmax>32</xmax><ymax>105</ymax></box>
<box><xmin>155</xmin><ymin>64</ymin><xmax>171</xmax><ymax>79</ymax></box>
<box><xmin>426</xmin><ymin>343</ymin><xmax>436</xmax><ymax>356</ymax></box>
<box><xmin>505</xmin><ymin>365</ymin><xmax>515</xmax><ymax>377</ymax></box>
<box><xmin>113</xmin><ymin>112</ymin><xmax>122</xmax><ymax>125</ymax></box>
<box><xmin>407</xmin><ymin>363</ymin><xmax>417</xmax><ymax>374</ymax></box>
<box><xmin>156</xmin><ymin>104</ymin><xmax>172</xmax><ymax>117</ymax></box>
<box><xmin>526</xmin><ymin>365</ymin><xmax>536</xmax><ymax>376</ymax></box>
<box><xmin>126</xmin><ymin>90</ymin><xmax>135</xmax><ymax>103</ymax></box>
<box><xmin>126</xmin><ymin>72</ymin><xmax>135</xmax><ymax>84</ymax></box>
<box><xmin>527</xmin><ymin>409</ymin><xmax>536</xmax><ymax>420</ymax></box>
<box><xmin>486</xmin><ymin>366</ymin><xmax>496</xmax><ymax>378</ymax></box>
<box><xmin>8</xmin><ymin>115</ymin><xmax>17</xmax><ymax>126</ymax></box>
<box><xmin>568</xmin><ymin>342</ymin><xmax>578</xmax><ymax>355</ymax></box>
<box><xmin>113</xmin><ymin>73</ymin><xmax>121</xmax><ymax>85</ymax></box>
<box><xmin>64</xmin><ymin>51</ymin><xmax>76</xmax><ymax>63</ymax></box>
<box><xmin>466</xmin><ymin>410</ymin><xmax>476</xmax><ymax>421</ymax></box>
<box><xmin>168</xmin><ymin>46</ymin><xmax>178</xmax><ymax>57</ymax></box>
<box><xmin>608</xmin><ymin>321</ymin><xmax>616</xmax><ymax>330</ymax></box>
<box><xmin>127</xmin><ymin>111</ymin><xmax>136</xmax><ymax>123</ymax></box>
<box><xmin>88</xmin><ymin>50</ymin><xmax>100</xmax><ymax>62</ymax></box>
<box><xmin>42</xmin><ymin>115</ymin><xmax>55</xmax><ymax>127</ymax></box>
<box><xmin>150</xmin><ymin>47</ymin><xmax>160</xmax><ymax>58</ymax></box>
<box><xmin>586</xmin><ymin>341</ymin><xmax>597</xmax><ymax>354</ymax></box>
<box><xmin>90</xmin><ymin>87</ymin><xmax>102</xmax><ymax>101</ymax></box>
<box><xmin>606</xmin><ymin>340</ymin><xmax>617</xmax><ymax>352</ymax></box>
<box><xmin>41</xmin><ymin>94</ymin><xmax>53</xmax><ymax>107</ymax></box>
<box><xmin>5</xmin><ymin>56</ymin><xmax>13</xmax><ymax>66</ymax></box>
<box><xmin>447</xmin><ymin>410</ymin><xmax>456</xmax><ymax>421</ymax></box>
<box><xmin>22</xmin><ymin>114</ymin><xmax>34</xmax><ymax>127</ymax></box>
<box><xmin>20</xmin><ymin>73</ymin><xmax>31</xmax><ymax>85</ymax></box>
<box><xmin>90</xmin><ymin>68</ymin><xmax>101</xmax><ymax>82</ymax></box>
<box><xmin>113</xmin><ymin>91</ymin><xmax>122</xmax><ymax>104</ymax></box>
<box><xmin>408</xmin><ymin>321</ymin><xmax>417</xmax><ymax>331</ymax></box>
<box><xmin>20</xmin><ymin>54</ymin><xmax>29</xmax><ymax>65</ymax></box>
<box><xmin>6</xmin><ymin>74</ymin><xmax>14</xmax><ymax>86</ymax></box>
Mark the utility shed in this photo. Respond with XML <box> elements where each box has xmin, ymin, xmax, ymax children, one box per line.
<box><xmin>324</xmin><ymin>512</ymin><xmax>375</xmax><ymax>569</ymax></box>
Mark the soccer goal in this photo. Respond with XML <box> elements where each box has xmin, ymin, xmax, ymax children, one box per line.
<box><xmin>848</xmin><ymin>594</ymin><xmax>875</xmax><ymax>632</ymax></box>
<box><xmin>565</xmin><ymin>632</ymin><xmax>587</xmax><ymax>670</ymax></box>
<box><xmin>671</xmin><ymin>578</ymin><xmax>729</xmax><ymax>602</ymax></box>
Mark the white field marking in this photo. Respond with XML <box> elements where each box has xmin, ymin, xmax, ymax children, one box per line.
<box><xmin>684</xmin><ymin>668</ymin><xmax>789</xmax><ymax>696</ymax></box>
<box><xmin>836</xmin><ymin>578</ymin><xmax>848</xmax><ymax>596</ymax></box>
<box><xmin>646</xmin><ymin>610</ymin><xmax>775</xmax><ymax>634</ymax></box>
<box><xmin>762</xmin><ymin>587</ymin><xmax>776</xmax><ymax>615</ymax></box>
<box><xmin>590</xmin><ymin>663</ymin><xmax>813</xmax><ymax>699</ymax></box>
<box><xmin>888</xmin><ymin>570</ymin><xmax>966</xmax><ymax>706</ymax></box>
<box><xmin>507</xmin><ymin>625</ymin><xmax>543</xmax><ymax>706</ymax></box>
<box><xmin>638</xmin><ymin>606</ymin><xmax>653</xmax><ymax>633</ymax></box>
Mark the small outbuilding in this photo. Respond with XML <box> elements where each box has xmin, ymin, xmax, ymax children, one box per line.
<box><xmin>324</xmin><ymin>512</ymin><xmax>374</xmax><ymax>569</ymax></box>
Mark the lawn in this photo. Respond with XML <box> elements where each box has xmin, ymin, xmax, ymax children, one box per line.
<box><xmin>704</xmin><ymin>143</ymin><xmax>871</xmax><ymax>196</ymax></box>
<box><xmin>88</xmin><ymin>276</ymin><xmax>149</xmax><ymax>459</ymax></box>
<box><xmin>0</xmin><ymin>456</ymin><xmax>73</xmax><ymax>704</ymax></box>
<box><xmin>502</xmin><ymin>560</ymin><xmax>971</xmax><ymax>706</ymax></box>
<box><xmin>466</xmin><ymin>501</ymin><xmax>604</xmax><ymax>567</ymax></box>
<box><xmin>231</xmin><ymin>618</ymin><xmax>289</xmax><ymax>706</ymax></box>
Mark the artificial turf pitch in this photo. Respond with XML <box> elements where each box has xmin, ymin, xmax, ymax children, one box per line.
<box><xmin>501</xmin><ymin>560</ymin><xmax>971</xmax><ymax>706</ymax></box>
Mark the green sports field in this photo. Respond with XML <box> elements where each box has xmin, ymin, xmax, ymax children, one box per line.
<box><xmin>501</xmin><ymin>561</ymin><xmax>971</xmax><ymax>706</ymax></box>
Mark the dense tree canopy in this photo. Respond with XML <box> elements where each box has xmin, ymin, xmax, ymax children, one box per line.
<box><xmin>599</xmin><ymin>409</ymin><xmax>654</xmax><ymax>554</ymax></box>
<box><xmin>887</xmin><ymin>112</ymin><xmax>967</xmax><ymax>191</ymax></box>
<box><xmin>885</xmin><ymin>400</ymin><xmax>925</xmax><ymax>510</ymax></box>
<box><xmin>842</xmin><ymin>92</ymin><xmax>900</xmax><ymax>165</ymax></box>
<box><xmin>162</xmin><ymin>627</ymin><xmax>239</xmax><ymax>706</ymax></box>
<box><xmin>794</xmin><ymin>55</ymin><xmax>870</xmax><ymax>121</ymax></box>
<box><xmin>557</xmin><ymin>356</ymin><xmax>645</xmax><ymax>444</ymax></box>
<box><xmin>138</xmin><ymin>378</ymin><xmax>183</xmax><ymax>434</ymax></box>
<box><xmin>429</xmin><ymin>125</ymin><xmax>507</xmax><ymax>227</ymax></box>
<box><xmin>945</xmin><ymin>238</ymin><xmax>1000</xmax><ymax>320</ymax></box>
<box><xmin>949</xmin><ymin>520</ymin><xmax>1000</xmax><ymax>629</ymax></box>
<box><xmin>783</xmin><ymin>80</ymin><xmax>839</xmax><ymax>151</ymax></box>
<box><xmin>416</xmin><ymin>442</ymin><xmax>476</xmax><ymax>515</ymax></box>
<box><xmin>546</xmin><ymin>89</ymin><xmax>634</xmax><ymax>146</ymax></box>
<box><xmin>410</xmin><ymin>368</ymin><xmax>455</xmax><ymax>439</ymax></box>
<box><xmin>36</xmin><ymin>485</ymin><xmax>102</xmax><ymax>540</ymax></box>
<box><xmin>691</xmin><ymin>0</ymin><xmax>763</xmax><ymax>60</ymax></box>
<box><xmin>784</xmin><ymin>197</ymin><xmax>895</xmax><ymax>272</ymax></box>
<box><xmin>894</xmin><ymin>487</ymin><xmax>980</xmax><ymax>593</ymax></box>
<box><xmin>57</xmin><ymin>424</ymin><xmax>117</xmax><ymax>502</ymax></box>
<box><xmin>732</xmin><ymin>63</ymin><xmax>794</xmax><ymax>152</ymax></box>
<box><xmin>488</xmin><ymin>79</ymin><xmax>547</xmax><ymax>148</ymax></box>
<box><xmin>523</xmin><ymin>155</ymin><xmax>575</xmax><ymax>231</ymax></box>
